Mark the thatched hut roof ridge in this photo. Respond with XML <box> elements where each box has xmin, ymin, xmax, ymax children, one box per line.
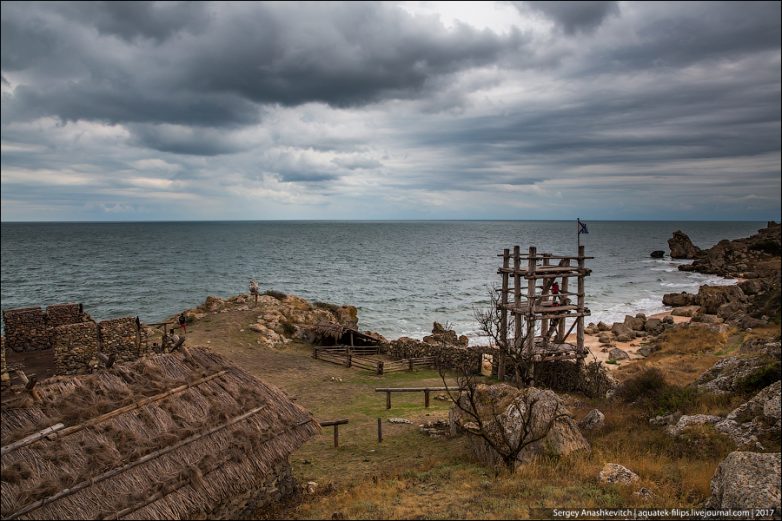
<box><xmin>1</xmin><ymin>347</ymin><xmax>319</xmax><ymax>520</ymax></box>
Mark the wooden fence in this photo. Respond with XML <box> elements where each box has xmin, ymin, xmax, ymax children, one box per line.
<box><xmin>312</xmin><ymin>346</ymin><xmax>435</xmax><ymax>375</ymax></box>
<box><xmin>375</xmin><ymin>386</ymin><xmax>464</xmax><ymax>409</ymax></box>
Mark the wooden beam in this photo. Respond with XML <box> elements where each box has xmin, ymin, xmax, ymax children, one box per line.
<box><xmin>0</xmin><ymin>423</ymin><xmax>65</xmax><ymax>457</ymax></box>
<box><xmin>499</xmin><ymin>248</ymin><xmax>509</xmax><ymax>382</ymax></box>
<box><xmin>1</xmin><ymin>369</ymin><xmax>229</xmax><ymax>456</ymax></box>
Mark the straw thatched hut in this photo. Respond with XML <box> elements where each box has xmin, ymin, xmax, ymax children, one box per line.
<box><xmin>0</xmin><ymin>347</ymin><xmax>319</xmax><ymax>520</ymax></box>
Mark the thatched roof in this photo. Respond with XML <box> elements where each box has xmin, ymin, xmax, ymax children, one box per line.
<box><xmin>0</xmin><ymin>347</ymin><xmax>319</xmax><ymax>520</ymax></box>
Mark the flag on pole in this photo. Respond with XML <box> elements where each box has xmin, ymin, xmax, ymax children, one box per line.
<box><xmin>577</xmin><ymin>218</ymin><xmax>589</xmax><ymax>235</ymax></box>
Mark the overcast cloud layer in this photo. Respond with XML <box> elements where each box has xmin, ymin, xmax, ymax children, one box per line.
<box><xmin>1</xmin><ymin>1</ymin><xmax>780</xmax><ymax>221</ymax></box>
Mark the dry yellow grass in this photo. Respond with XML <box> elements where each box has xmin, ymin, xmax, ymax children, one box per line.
<box><xmin>178</xmin><ymin>307</ymin><xmax>772</xmax><ymax>520</ymax></box>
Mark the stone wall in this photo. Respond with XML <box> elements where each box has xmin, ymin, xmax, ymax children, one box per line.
<box><xmin>45</xmin><ymin>303</ymin><xmax>85</xmax><ymax>328</ymax></box>
<box><xmin>1</xmin><ymin>336</ymin><xmax>7</xmax><ymax>381</ymax></box>
<box><xmin>206</xmin><ymin>460</ymin><xmax>296</xmax><ymax>519</ymax></box>
<box><xmin>53</xmin><ymin>322</ymin><xmax>100</xmax><ymax>375</ymax></box>
<box><xmin>384</xmin><ymin>337</ymin><xmax>485</xmax><ymax>373</ymax></box>
<box><xmin>2</xmin><ymin>307</ymin><xmax>49</xmax><ymax>352</ymax></box>
<box><xmin>98</xmin><ymin>317</ymin><xmax>140</xmax><ymax>362</ymax></box>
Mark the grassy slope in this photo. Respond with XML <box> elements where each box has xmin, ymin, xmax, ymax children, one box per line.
<box><xmin>177</xmin><ymin>309</ymin><xmax>777</xmax><ymax>520</ymax></box>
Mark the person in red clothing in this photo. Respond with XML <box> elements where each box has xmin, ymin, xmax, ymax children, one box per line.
<box><xmin>178</xmin><ymin>312</ymin><xmax>188</xmax><ymax>334</ymax></box>
<box><xmin>551</xmin><ymin>281</ymin><xmax>561</xmax><ymax>305</ymax></box>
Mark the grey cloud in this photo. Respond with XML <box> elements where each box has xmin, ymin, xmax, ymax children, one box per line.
<box><xmin>524</xmin><ymin>1</ymin><xmax>619</xmax><ymax>34</ymax></box>
<box><xmin>54</xmin><ymin>1</ymin><xmax>211</xmax><ymax>43</ymax></box>
<box><xmin>128</xmin><ymin>124</ymin><xmax>247</xmax><ymax>156</ymax></box>
<box><xmin>1</xmin><ymin>2</ymin><xmax>524</xmax><ymax>130</ymax></box>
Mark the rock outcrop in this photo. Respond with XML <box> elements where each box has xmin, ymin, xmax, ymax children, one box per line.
<box><xmin>668</xmin><ymin>230</ymin><xmax>702</xmax><ymax>259</ymax></box>
<box><xmin>191</xmin><ymin>293</ymin><xmax>363</xmax><ymax>349</ymax></box>
<box><xmin>449</xmin><ymin>384</ymin><xmax>590</xmax><ymax>469</ymax></box>
<box><xmin>695</xmin><ymin>339</ymin><xmax>780</xmax><ymax>394</ymax></box>
<box><xmin>598</xmin><ymin>463</ymin><xmax>639</xmax><ymax>485</ymax></box>
<box><xmin>579</xmin><ymin>409</ymin><xmax>605</xmax><ymax>431</ymax></box>
<box><xmin>705</xmin><ymin>451</ymin><xmax>781</xmax><ymax>510</ymax></box>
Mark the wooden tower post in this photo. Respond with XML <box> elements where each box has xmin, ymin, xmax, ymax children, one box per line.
<box><xmin>499</xmin><ymin>248</ymin><xmax>510</xmax><ymax>381</ymax></box>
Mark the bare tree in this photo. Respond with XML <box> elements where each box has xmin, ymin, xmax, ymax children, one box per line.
<box><xmin>434</xmin><ymin>302</ymin><xmax>567</xmax><ymax>473</ymax></box>
<box><xmin>439</xmin><ymin>358</ymin><xmax>567</xmax><ymax>473</ymax></box>
<box><xmin>473</xmin><ymin>285</ymin><xmax>535</xmax><ymax>387</ymax></box>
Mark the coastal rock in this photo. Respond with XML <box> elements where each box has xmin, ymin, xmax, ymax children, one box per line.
<box><xmin>671</xmin><ymin>305</ymin><xmax>699</xmax><ymax>317</ymax></box>
<box><xmin>693</xmin><ymin>314</ymin><xmax>724</xmax><ymax>324</ymax></box>
<box><xmin>668</xmin><ymin>230</ymin><xmax>702</xmax><ymax>259</ymax></box>
<box><xmin>450</xmin><ymin>384</ymin><xmax>590</xmax><ymax>468</ymax></box>
<box><xmin>644</xmin><ymin>318</ymin><xmax>662</xmax><ymax>333</ymax></box>
<box><xmin>202</xmin><ymin>295</ymin><xmax>225</xmax><ymax>312</ymax></box>
<box><xmin>684</xmin><ymin>222</ymin><xmax>781</xmax><ymax>279</ymax></box>
<box><xmin>597</xmin><ymin>321</ymin><xmax>611</xmax><ymax>332</ymax></box>
<box><xmin>705</xmin><ymin>451</ymin><xmax>781</xmax><ymax>510</ymax></box>
<box><xmin>697</xmin><ymin>285</ymin><xmax>746</xmax><ymax>315</ymax></box>
<box><xmin>599</xmin><ymin>463</ymin><xmax>639</xmax><ymax>485</ymax></box>
<box><xmin>623</xmin><ymin>315</ymin><xmax>646</xmax><ymax>331</ymax></box>
<box><xmin>578</xmin><ymin>409</ymin><xmax>605</xmax><ymax>431</ymax></box>
<box><xmin>650</xmin><ymin>250</ymin><xmax>665</xmax><ymax>258</ymax></box>
<box><xmin>662</xmin><ymin>292</ymin><xmax>697</xmax><ymax>307</ymax></box>
<box><xmin>608</xmin><ymin>347</ymin><xmax>630</xmax><ymax>361</ymax></box>
<box><xmin>423</xmin><ymin>322</ymin><xmax>468</xmax><ymax>346</ymax></box>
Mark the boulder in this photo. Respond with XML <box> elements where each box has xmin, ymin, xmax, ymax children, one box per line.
<box><xmin>578</xmin><ymin>409</ymin><xmax>605</xmax><ymax>431</ymax></box>
<box><xmin>663</xmin><ymin>292</ymin><xmax>697</xmax><ymax>307</ymax></box>
<box><xmin>449</xmin><ymin>384</ymin><xmax>590</xmax><ymax>468</ymax></box>
<box><xmin>738</xmin><ymin>279</ymin><xmax>765</xmax><ymax>296</ymax></box>
<box><xmin>644</xmin><ymin>318</ymin><xmax>662</xmax><ymax>333</ymax></box>
<box><xmin>665</xmin><ymin>414</ymin><xmax>722</xmax><ymax>436</ymax></box>
<box><xmin>705</xmin><ymin>451</ymin><xmax>781</xmax><ymax>509</ymax></box>
<box><xmin>695</xmin><ymin>353</ymin><xmax>778</xmax><ymax>394</ymax></box>
<box><xmin>650</xmin><ymin>250</ymin><xmax>665</xmax><ymax>258</ymax></box>
<box><xmin>714</xmin><ymin>379</ymin><xmax>781</xmax><ymax>449</ymax></box>
<box><xmin>202</xmin><ymin>295</ymin><xmax>225</xmax><ymax>312</ymax></box>
<box><xmin>668</xmin><ymin>230</ymin><xmax>701</xmax><ymax>259</ymax></box>
<box><xmin>693</xmin><ymin>314</ymin><xmax>724</xmax><ymax>324</ymax></box>
<box><xmin>597</xmin><ymin>321</ymin><xmax>611</xmax><ymax>332</ymax></box>
<box><xmin>716</xmin><ymin>301</ymin><xmax>748</xmax><ymax>322</ymax></box>
<box><xmin>671</xmin><ymin>305</ymin><xmax>699</xmax><ymax>317</ymax></box>
<box><xmin>608</xmin><ymin>348</ymin><xmax>630</xmax><ymax>361</ymax></box>
<box><xmin>611</xmin><ymin>322</ymin><xmax>633</xmax><ymax>338</ymax></box>
<box><xmin>623</xmin><ymin>315</ymin><xmax>646</xmax><ymax>331</ymax></box>
<box><xmin>697</xmin><ymin>285</ymin><xmax>746</xmax><ymax>315</ymax></box>
<box><xmin>598</xmin><ymin>463</ymin><xmax>639</xmax><ymax>485</ymax></box>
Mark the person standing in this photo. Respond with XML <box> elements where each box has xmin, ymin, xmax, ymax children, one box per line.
<box><xmin>178</xmin><ymin>312</ymin><xmax>188</xmax><ymax>334</ymax></box>
<box><xmin>551</xmin><ymin>281</ymin><xmax>561</xmax><ymax>306</ymax></box>
<box><xmin>249</xmin><ymin>279</ymin><xmax>260</xmax><ymax>304</ymax></box>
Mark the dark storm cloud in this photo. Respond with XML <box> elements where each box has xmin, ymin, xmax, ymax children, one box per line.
<box><xmin>524</xmin><ymin>1</ymin><xmax>619</xmax><ymax>34</ymax></box>
<box><xmin>1</xmin><ymin>2</ymin><xmax>523</xmax><ymax>128</ymax></box>
<box><xmin>1</xmin><ymin>1</ymin><xmax>780</xmax><ymax>220</ymax></box>
<box><xmin>58</xmin><ymin>1</ymin><xmax>210</xmax><ymax>42</ymax></box>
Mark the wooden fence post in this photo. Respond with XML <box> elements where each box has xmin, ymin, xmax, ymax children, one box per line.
<box><xmin>377</xmin><ymin>418</ymin><xmax>383</xmax><ymax>443</ymax></box>
<box><xmin>334</xmin><ymin>424</ymin><xmax>339</xmax><ymax>448</ymax></box>
<box><xmin>386</xmin><ymin>391</ymin><xmax>391</xmax><ymax>409</ymax></box>
<box><xmin>424</xmin><ymin>389</ymin><xmax>430</xmax><ymax>408</ymax></box>
<box><xmin>377</xmin><ymin>361</ymin><xmax>384</xmax><ymax>375</ymax></box>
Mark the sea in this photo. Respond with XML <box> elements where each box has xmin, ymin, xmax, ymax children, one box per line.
<box><xmin>0</xmin><ymin>221</ymin><xmax>765</xmax><ymax>341</ymax></box>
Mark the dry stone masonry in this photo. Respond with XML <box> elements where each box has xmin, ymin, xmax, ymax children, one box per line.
<box><xmin>53</xmin><ymin>322</ymin><xmax>100</xmax><ymax>375</ymax></box>
<box><xmin>98</xmin><ymin>317</ymin><xmax>141</xmax><ymax>362</ymax></box>
<box><xmin>2</xmin><ymin>307</ymin><xmax>49</xmax><ymax>352</ymax></box>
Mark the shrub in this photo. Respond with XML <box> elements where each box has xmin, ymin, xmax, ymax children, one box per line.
<box><xmin>264</xmin><ymin>290</ymin><xmax>287</xmax><ymax>301</ymax></box>
<box><xmin>749</xmin><ymin>239</ymin><xmax>781</xmax><ymax>255</ymax></box>
<box><xmin>281</xmin><ymin>321</ymin><xmax>296</xmax><ymax>336</ymax></box>
<box><xmin>617</xmin><ymin>368</ymin><xmax>666</xmax><ymax>403</ymax></box>
<box><xmin>734</xmin><ymin>360</ymin><xmax>781</xmax><ymax>395</ymax></box>
<box><xmin>618</xmin><ymin>368</ymin><xmax>700</xmax><ymax>415</ymax></box>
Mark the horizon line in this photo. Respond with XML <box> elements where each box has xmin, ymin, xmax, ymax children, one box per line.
<box><xmin>1</xmin><ymin>218</ymin><xmax>777</xmax><ymax>224</ymax></box>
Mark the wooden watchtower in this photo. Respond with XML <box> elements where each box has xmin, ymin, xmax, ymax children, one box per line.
<box><xmin>496</xmin><ymin>245</ymin><xmax>593</xmax><ymax>383</ymax></box>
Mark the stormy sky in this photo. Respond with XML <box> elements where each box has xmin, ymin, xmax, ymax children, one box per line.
<box><xmin>1</xmin><ymin>1</ymin><xmax>780</xmax><ymax>221</ymax></box>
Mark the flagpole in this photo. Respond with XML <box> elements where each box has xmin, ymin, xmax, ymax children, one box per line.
<box><xmin>577</xmin><ymin>218</ymin><xmax>581</xmax><ymax>252</ymax></box>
